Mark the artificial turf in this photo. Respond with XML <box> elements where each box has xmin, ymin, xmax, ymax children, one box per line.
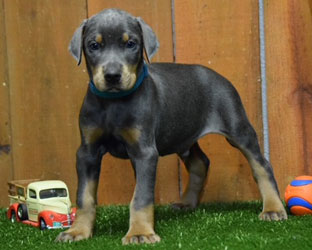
<box><xmin>1</xmin><ymin>202</ymin><xmax>312</xmax><ymax>250</ymax></box>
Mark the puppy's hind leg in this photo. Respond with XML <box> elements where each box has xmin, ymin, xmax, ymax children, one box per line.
<box><xmin>225</xmin><ymin>122</ymin><xmax>287</xmax><ymax>221</ymax></box>
<box><xmin>172</xmin><ymin>142</ymin><xmax>210</xmax><ymax>209</ymax></box>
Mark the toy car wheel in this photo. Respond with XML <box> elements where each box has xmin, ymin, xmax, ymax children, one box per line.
<box><xmin>10</xmin><ymin>211</ymin><xmax>17</xmax><ymax>223</ymax></box>
<box><xmin>17</xmin><ymin>204</ymin><xmax>28</xmax><ymax>221</ymax></box>
<box><xmin>40</xmin><ymin>218</ymin><xmax>47</xmax><ymax>230</ymax></box>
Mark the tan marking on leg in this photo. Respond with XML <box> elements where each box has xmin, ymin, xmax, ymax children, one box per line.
<box><xmin>173</xmin><ymin>144</ymin><xmax>208</xmax><ymax>209</ymax></box>
<box><xmin>120</xmin><ymin>128</ymin><xmax>141</xmax><ymax>145</ymax></box>
<box><xmin>81</xmin><ymin>127</ymin><xmax>104</xmax><ymax>144</ymax></box>
<box><xmin>95</xmin><ymin>34</ymin><xmax>102</xmax><ymax>44</ymax></box>
<box><xmin>181</xmin><ymin>155</ymin><xmax>207</xmax><ymax>208</ymax></box>
<box><xmin>121</xmin><ymin>64</ymin><xmax>137</xmax><ymax>90</ymax></box>
<box><xmin>56</xmin><ymin>181</ymin><xmax>97</xmax><ymax>242</ymax></box>
<box><xmin>122</xmin><ymin>188</ymin><xmax>160</xmax><ymax>245</ymax></box>
<box><xmin>128</xmin><ymin>204</ymin><xmax>155</xmax><ymax>236</ymax></box>
<box><xmin>122</xmin><ymin>33</ymin><xmax>129</xmax><ymax>42</ymax></box>
<box><xmin>248</xmin><ymin>158</ymin><xmax>287</xmax><ymax>220</ymax></box>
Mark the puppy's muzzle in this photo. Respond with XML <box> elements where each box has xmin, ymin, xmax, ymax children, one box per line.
<box><xmin>105</xmin><ymin>72</ymin><xmax>121</xmax><ymax>85</ymax></box>
<box><xmin>104</xmin><ymin>62</ymin><xmax>122</xmax><ymax>86</ymax></box>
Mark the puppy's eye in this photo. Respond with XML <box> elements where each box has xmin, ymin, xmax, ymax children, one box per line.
<box><xmin>89</xmin><ymin>42</ymin><xmax>100</xmax><ymax>50</ymax></box>
<box><xmin>126</xmin><ymin>40</ymin><xmax>136</xmax><ymax>49</ymax></box>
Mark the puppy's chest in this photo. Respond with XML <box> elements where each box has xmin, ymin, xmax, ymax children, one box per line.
<box><xmin>81</xmin><ymin>96</ymin><xmax>150</xmax><ymax>156</ymax></box>
<box><xmin>108</xmin><ymin>126</ymin><xmax>143</xmax><ymax>159</ymax></box>
<box><xmin>81</xmin><ymin>125</ymin><xmax>130</xmax><ymax>157</ymax></box>
<box><xmin>81</xmin><ymin>111</ymin><xmax>142</xmax><ymax>158</ymax></box>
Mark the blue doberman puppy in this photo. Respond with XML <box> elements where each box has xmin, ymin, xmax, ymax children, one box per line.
<box><xmin>56</xmin><ymin>8</ymin><xmax>287</xmax><ymax>245</ymax></box>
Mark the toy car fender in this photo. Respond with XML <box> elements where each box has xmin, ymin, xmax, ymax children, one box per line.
<box><xmin>38</xmin><ymin>208</ymin><xmax>76</xmax><ymax>230</ymax></box>
<box><xmin>7</xmin><ymin>203</ymin><xmax>19</xmax><ymax>223</ymax></box>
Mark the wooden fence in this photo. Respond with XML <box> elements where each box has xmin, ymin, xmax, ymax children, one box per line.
<box><xmin>0</xmin><ymin>0</ymin><xmax>311</xmax><ymax>207</ymax></box>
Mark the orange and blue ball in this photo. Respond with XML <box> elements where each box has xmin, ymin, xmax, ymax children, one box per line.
<box><xmin>285</xmin><ymin>176</ymin><xmax>312</xmax><ymax>215</ymax></box>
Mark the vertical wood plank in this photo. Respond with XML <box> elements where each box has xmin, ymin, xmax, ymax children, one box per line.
<box><xmin>0</xmin><ymin>0</ymin><xmax>13</xmax><ymax>207</ymax></box>
<box><xmin>175</xmin><ymin>0</ymin><xmax>262</xmax><ymax>201</ymax></box>
<box><xmin>87</xmin><ymin>0</ymin><xmax>179</xmax><ymax>204</ymax></box>
<box><xmin>1</xmin><ymin>0</ymin><xmax>310</xmax><ymax>207</ymax></box>
<box><xmin>4</xmin><ymin>0</ymin><xmax>87</xmax><ymax>204</ymax></box>
<box><xmin>265</xmin><ymin>0</ymin><xmax>312</xmax><ymax>196</ymax></box>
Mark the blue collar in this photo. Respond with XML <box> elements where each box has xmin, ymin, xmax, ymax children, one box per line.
<box><xmin>89</xmin><ymin>64</ymin><xmax>148</xmax><ymax>99</ymax></box>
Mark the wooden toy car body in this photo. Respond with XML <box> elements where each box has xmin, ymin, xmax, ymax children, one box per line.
<box><xmin>7</xmin><ymin>179</ymin><xmax>76</xmax><ymax>230</ymax></box>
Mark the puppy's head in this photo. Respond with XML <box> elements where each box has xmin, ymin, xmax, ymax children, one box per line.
<box><xmin>69</xmin><ymin>9</ymin><xmax>159</xmax><ymax>92</ymax></box>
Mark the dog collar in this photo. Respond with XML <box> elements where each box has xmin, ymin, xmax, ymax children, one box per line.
<box><xmin>89</xmin><ymin>63</ymin><xmax>148</xmax><ymax>99</ymax></box>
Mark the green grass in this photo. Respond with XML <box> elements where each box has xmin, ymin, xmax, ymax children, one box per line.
<box><xmin>1</xmin><ymin>202</ymin><xmax>312</xmax><ymax>250</ymax></box>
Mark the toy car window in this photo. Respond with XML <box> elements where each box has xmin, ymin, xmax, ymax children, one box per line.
<box><xmin>29</xmin><ymin>189</ymin><xmax>37</xmax><ymax>199</ymax></box>
<box><xmin>39</xmin><ymin>188</ymin><xmax>67</xmax><ymax>199</ymax></box>
<box><xmin>17</xmin><ymin>187</ymin><xmax>24</xmax><ymax>197</ymax></box>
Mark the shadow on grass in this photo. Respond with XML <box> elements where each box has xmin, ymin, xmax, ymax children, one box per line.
<box><xmin>93</xmin><ymin>201</ymin><xmax>264</xmax><ymax>238</ymax></box>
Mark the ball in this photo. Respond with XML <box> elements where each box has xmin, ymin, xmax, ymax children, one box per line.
<box><xmin>285</xmin><ymin>176</ymin><xmax>312</xmax><ymax>215</ymax></box>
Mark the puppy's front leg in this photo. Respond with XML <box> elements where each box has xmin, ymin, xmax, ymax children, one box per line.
<box><xmin>56</xmin><ymin>139</ymin><xmax>104</xmax><ymax>242</ymax></box>
<box><xmin>122</xmin><ymin>146</ymin><xmax>160</xmax><ymax>245</ymax></box>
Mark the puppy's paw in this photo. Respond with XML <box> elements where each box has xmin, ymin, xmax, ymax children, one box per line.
<box><xmin>55</xmin><ymin>228</ymin><xmax>92</xmax><ymax>242</ymax></box>
<box><xmin>122</xmin><ymin>233</ymin><xmax>161</xmax><ymax>245</ymax></box>
<box><xmin>171</xmin><ymin>202</ymin><xmax>196</xmax><ymax>210</ymax></box>
<box><xmin>259</xmin><ymin>210</ymin><xmax>288</xmax><ymax>221</ymax></box>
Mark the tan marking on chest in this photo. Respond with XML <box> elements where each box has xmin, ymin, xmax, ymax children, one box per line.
<box><xmin>120</xmin><ymin>128</ymin><xmax>141</xmax><ymax>144</ymax></box>
<box><xmin>82</xmin><ymin>127</ymin><xmax>104</xmax><ymax>144</ymax></box>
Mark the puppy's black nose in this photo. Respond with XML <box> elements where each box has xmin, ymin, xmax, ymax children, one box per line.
<box><xmin>105</xmin><ymin>73</ymin><xmax>121</xmax><ymax>84</ymax></box>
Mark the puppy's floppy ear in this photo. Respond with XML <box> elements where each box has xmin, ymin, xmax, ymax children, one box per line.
<box><xmin>137</xmin><ymin>17</ymin><xmax>159</xmax><ymax>63</ymax></box>
<box><xmin>69</xmin><ymin>19</ymin><xmax>87</xmax><ymax>66</ymax></box>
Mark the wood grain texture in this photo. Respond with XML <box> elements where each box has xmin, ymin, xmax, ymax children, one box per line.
<box><xmin>4</xmin><ymin>0</ymin><xmax>87</xmax><ymax>204</ymax></box>
<box><xmin>175</xmin><ymin>0</ymin><xmax>263</xmax><ymax>201</ymax></box>
<box><xmin>87</xmin><ymin>0</ymin><xmax>179</xmax><ymax>204</ymax></box>
<box><xmin>265</xmin><ymin>0</ymin><xmax>312</xmax><ymax>196</ymax></box>
<box><xmin>2</xmin><ymin>0</ymin><xmax>310</xmax><ymax>207</ymax></box>
<box><xmin>0</xmin><ymin>0</ymin><xmax>13</xmax><ymax>207</ymax></box>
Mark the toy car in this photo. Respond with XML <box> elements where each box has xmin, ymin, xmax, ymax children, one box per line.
<box><xmin>7</xmin><ymin>179</ymin><xmax>76</xmax><ymax>230</ymax></box>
